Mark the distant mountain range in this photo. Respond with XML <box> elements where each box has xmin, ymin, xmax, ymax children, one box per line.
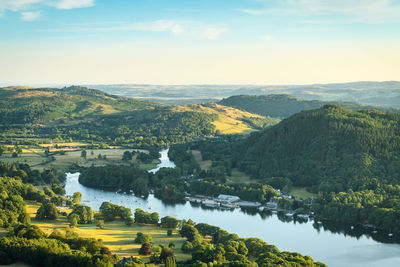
<box><xmin>219</xmin><ymin>94</ymin><xmax>400</xmax><ymax>119</ymax></box>
<box><xmin>88</xmin><ymin>81</ymin><xmax>400</xmax><ymax>107</ymax></box>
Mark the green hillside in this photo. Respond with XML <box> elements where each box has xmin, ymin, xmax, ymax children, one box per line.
<box><xmin>0</xmin><ymin>86</ymin><xmax>155</xmax><ymax>124</ymax></box>
<box><xmin>232</xmin><ymin>105</ymin><xmax>400</xmax><ymax>233</ymax></box>
<box><xmin>0</xmin><ymin>86</ymin><xmax>274</xmax><ymax>147</ymax></box>
<box><xmin>219</xmin><ymin>94</ymin><xmax>399</xmax><ymax>119</ymax></box>
<box><xmin>235</xmin><ymin>105</ymin><xmax>400</xmax><ymax>192</ymax></box>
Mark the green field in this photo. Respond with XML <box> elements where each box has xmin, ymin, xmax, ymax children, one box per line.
<box><xmin>189</xmin><ymin>150</ymin><xmax>211</xmax><ymax>170</ymax></box>
<box><xmin>289</xmin><ymin>187</ymin><xmax>316</xmax><ymax>200</ymax></box>
<box><xmin>139</xmin><ymin>163</ymin><xmax>158</xmax><ymax>171</ymax></box>
<box><xmin>0</xmin><ymin>264</ymin><xmax>31</xmax><ymax>267</ymax></box>
<box><xmin>0</xmin><ymin>148</ymin><xmax>154</xmax><ymax>172</ymax></box>
<box><xmin>25</xmin><ymin>201</ymin><xmax>191</xmax><ymax>261</ymax></box>
<box><xmin>0</xmin><ymin>153</ymin><xmax>47</xmax><ymax>167</ymax></box>
<box><xmin>227</xmin><ymin>170</ymin><xmax>258</xmax><ymax>184</ymax></box>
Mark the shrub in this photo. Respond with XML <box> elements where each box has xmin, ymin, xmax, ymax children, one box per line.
<box><xmin>96</xmin><ymin>220</ymin><xmax>105</xmax><ymax>229</ymax></box>
<box><xmin>135</xmin><ymin>232</ymin><xmax>152</xmax><ymax>244</ymax></box>
<box><xmin>139</xmin><ymin>243</ymin><xmax>152</xmax><ymax>255</ymax></box>
<box><xmin>125</xmin><ymin>217</ymin><xmax>134</xmax><ymax>226</ymax></box>
<box><xmin>181</xmin><ymin>241</ymin><xmax>193</xmax><ymax>253</ymax></box>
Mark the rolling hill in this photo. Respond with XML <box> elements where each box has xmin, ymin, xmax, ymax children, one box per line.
<box><xmin>0</xmin><ymin>86</ymin><xmax>276</xmax><ymax>147</ymax></box>
<box><xmin>234</xmin><ymin>105</ymin><xmax>400</xmax><ymax>192</ymax></box>
<box><xmin>173</xmin><ymin>103</ymin><xmax>279</xmax><ymax>134</ymax></box>
<box><xmin>0</xmin><ymin>86</ymin><xmax>155</xmax><ymax>124</ymax></box>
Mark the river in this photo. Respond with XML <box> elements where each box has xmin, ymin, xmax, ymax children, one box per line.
<box><xmin>65</xmin><ymin>149</ymin><xmax>400</xmax><ymax>267</ymax></box>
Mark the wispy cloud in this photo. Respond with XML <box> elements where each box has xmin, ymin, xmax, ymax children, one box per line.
<box><xmin>0</xmin><ymin>0</ymin><xmax>40</xmax><ymax>16</ymax></box>
<box><xmin>21</xmin><ymin>11</ymin><xmax>41</xmax><ymax>21</ymax></box>
<box><xmin>131</xmin><ymin>20</ymin><xmax>184</xmax><ymax>35</ymax></box>
<box><xmin>50</xmin><ymin>0</ymin><xmax>95</xmax><ymax>10</ymax></box>
<box><xmin>236</xmin><ymin>0</ymin><xmax>400</xmax><ymax>23</ymax></box>
<box><xmin>0</xmin><ymin>0</ymin><xmax>95</xmax><ymax>19</ymax></box>
<box><xmin>0</xmin><ymin>0</ymin><xmax>41</xmax><ymax>11</ymax></box>
<box><xmin>198</xmin><ymin>27</ymin><xmax>226</xmax><ymax>40</ymax></box>
<box><xmin>41</xmin><ymin>20</ymin><xmax>227</xmax><ymax>40</ymax></box>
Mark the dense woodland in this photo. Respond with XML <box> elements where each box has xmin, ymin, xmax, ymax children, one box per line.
<box><xmin>78</xmin><ymin>163</ymin><xmax>187</xmax><ymax>203</ymax></box>
<box><xmin>314</xmin><ymin>185</ymin><xmax>400</xmax><ymax>234</ymax></box>
<box><xmin>1</xmin><ymin>109</ymin><xmax>217</xmax><ymax>147</ymax></box>
<box><xmin>235</xmin><ymin>105</ymin><xmax>400</xmax><ymax>192</ymax></box>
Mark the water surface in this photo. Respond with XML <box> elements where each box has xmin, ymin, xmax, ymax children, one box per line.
<box><xmin>65</xmin><ymin>149</ymin><xmax>400</xmax><ymax>267</ymax></box>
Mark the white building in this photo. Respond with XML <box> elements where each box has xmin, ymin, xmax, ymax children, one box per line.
<box><xmin>217</xmin><ymin>194</ymin><xmax>240</xmax><ymax>203</ymax></box>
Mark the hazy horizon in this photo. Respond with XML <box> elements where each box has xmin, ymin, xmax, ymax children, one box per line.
<box><xmin>1</xmin><ymin>80</ymin><xmax>400</xmax><ymax>89</ymax></box>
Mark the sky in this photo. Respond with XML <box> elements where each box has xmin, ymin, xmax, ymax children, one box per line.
<box><xmin>0</xmin><ymin>0</ymin><xmax>399</xmax><ymax>85</ymax></box>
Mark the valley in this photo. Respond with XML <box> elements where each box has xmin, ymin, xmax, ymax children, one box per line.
<box><xmin>1</xmin><ymin>84</ymin><xmax>400</xmax><ymax>266</ymax></box>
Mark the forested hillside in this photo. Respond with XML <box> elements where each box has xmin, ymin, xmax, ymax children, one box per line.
<box><xmin>220</xmin><ymin>94</ymin><xmax>399</xmax><ymax>119</ymax></box>
<box><xmin>235</xmin><ymin>105</ymin><xmax>400</xmax><ymax>193</ymax></box>
<box><xmin>0</xmin><ymin>86</ymin><xmax>274</xmax><ymax>147</ymax></box>
<box><xmin>229</xmin><ymin>105</ymin><xmax>400</xmax><ymax>233</ymax></box>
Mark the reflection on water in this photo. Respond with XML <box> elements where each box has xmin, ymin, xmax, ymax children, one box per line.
<box><xmin>64</xmin><ymin>148</ymin><xmax>400</xmax><ymax>267</ymax></box>
<box><xmin>148</xmin><ymin>148</ymin><xmax>176</xmax><ymax>173</ymax></box>
<box><xmin>65</xmin><ymin>172</ymin><xmax>400</xmax><ymax>267</ymax></box>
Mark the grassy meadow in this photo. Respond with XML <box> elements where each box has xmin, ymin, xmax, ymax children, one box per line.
<box><xmin>227</xmin><ymin>170</ymin><xmax>258</xmax><ymax>185</ymax></box>
<box><xmin>289</xmin><ymin>187</ymin><xmax>317</xmax><ymax>200</ymax></box>
<box><xmin>0</xmin><ymin>147</ymin><xmax>156</xmax><ymax>172</ymax></box>
<box><xmin>25</xmin><ymin>201</ymin><xmax>191</xmax><ymax>261</ymax></box>
<box><xmin>174</xmin><ymin>103</ymin><xmax>264</xmax><ymax>135</ymax></box>
<box><xmin>189</xmin><ymin>150</ymin><xmax>211</xmax><ymax>170</ymax></box>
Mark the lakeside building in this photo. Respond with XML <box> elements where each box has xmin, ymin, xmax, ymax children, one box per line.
<box><xmin>217</xmin><ymin>194</ymin><xmax>240</xmax><ymax>203</ymax></box>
